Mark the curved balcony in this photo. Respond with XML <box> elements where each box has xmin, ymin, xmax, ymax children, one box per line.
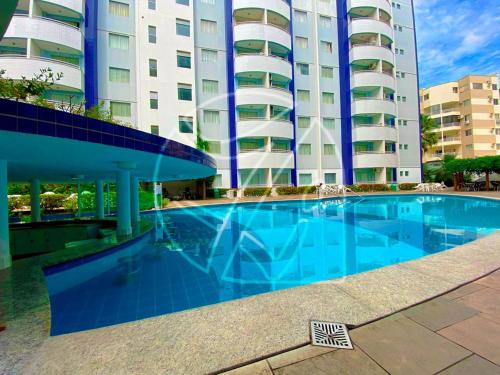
<box><xmin>236</xmin><ymin>119</ymin><xmax>293</xmax><ymax>139</ymax></box>
<box><xmin>236</xmin><ymin>86</ymin><xmax>293</xmax><ymax>109</ymax></box>
<box><xmin>5</xmin><ymin>15</ymin><xmax>82</xmax><ymax>52</ymax></box>
<box><xmin>350</xmin><ymin>45</ymin><xmax>394</xmax><ymax>65</ymax></box>
<box><xmin>233</xmin><ymin>0</ymin><xmax>290</xmax><ymax>21</ymax></box>
<box><xmin>234</xmin><ymin>54</ymin><xmax>292</xmax><ymax>80</ymax></box>
<box><xmin>351</xmin><ymin>71</ymin><xmax>395</xmax><ymax>91</ymax></box>
<box><xmin>349</xmin><ymin>18</ymin><xmax>393</xmax><ymax>42</ymax></box>
<box><xmin>43</xmin><ymin>0</ymin><xmax>84</xmax><ymax>16</ymax></box>
<box><xmin>348</xmin><ymin>0</ymin><xmax>392</xmax><ymax>15</ymax></box>
<box><xmin>238</xmin><ymin>150</ymin><xmax>294</xmax><ymax>169</ymax></box>
<box><xmin>351</xmin><ymin>98</ymin><xmax>396</xmax><ymax>116</ymax></box>
<box><xmin>0</xmin><ymin>56</ymin><xmax>83</xmax><ymax>91</ymax></box>
<box><xmin>234</xmin><ymin>22</ymin><xmax>291</xmax><ymax>51</ymax></box>
<box><xmin>353</xmin><ymin>152</ymin><xmax>398</xmax><ymax>168</ymax></box>
<box><xmin>352</xmin><ymin>125</ymin><xmax>398</xmax><ymax>143</ymax></box>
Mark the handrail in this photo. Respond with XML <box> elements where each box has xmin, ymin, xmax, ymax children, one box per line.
<box><xmin>235</xmin><ymin>52</ymin><xmax>291</xmax><ymax>63</ymax></box>
<box><xmin>352</xmin><ymin>97</ymin><xmax>395</xmax><ymax>102</ymax></box>
<box><xmin>354</xmin><ymin>151</ymin><xmax>396</xmax><ymax>155</ymax></box>
<box><xmin>233</xmin><ymin>20</ymin><xmax>290</xmax><ymax>34</ymax></box>
<box><xmin>353</xmin><ymin>123</ymin><xmax>396</xmax><ymax>128</ymax></box>
<box><xmin>238</xmin><ymin>117</ymin><xmax>292</xmax><ymax>124</ymax></box>
<box><xmin>350</xmin><ymin>43</ymin><xmax>393</xmax><ymax>51</ymax></box>
<box><xmin>31</xmin><ymin>15</ymin><xmax>81</xmax><ymax>31</ymax></box>
<box><xmin>0</xmin><ymin>54</ymin><xmax>82</xmax><ymax>70</ymax></box>
<box><xmin>237</xmin><ymin>84</ymin><xmax>292</xmax><ymax>95</ymax></box>
<box><xmin>351</xmin><ymin>69</ymin><xmax>394</xmax><ymax>77</ymax></box>
<box><xmin>349</xmin><ymin>17</ymin><xmax>392</xmax><ymax>28</ymax></box>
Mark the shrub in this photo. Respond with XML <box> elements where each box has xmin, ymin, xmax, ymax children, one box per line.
<box><xmin>398</xmin><ymin>183</ymin><xmax>418</xmax><ymax>191</ymax></box>
<box><xmin>297</xmin><ymin>186</ymin><xmax>317</xmax><ymax>194</ymax></box>
<box><xmin>139</xmin><ymin>191</ymin><xmax>155</xmax><ymax>211</ymax></box>
<box><xmin>162</xmin><ymin>198</ymin><xmax>170</xmax><ymax>208</ymax></box>
<box><xmin>276</xmin><ymin>186</ymin><xmax>298</xmax><ymax>195</ymax></box>
<box><xmin>350</xmin><ymin>184</ymin><xmax>390</xmax><ymax>192</ymax></box>
<box><xmin>40</xmin><ymin>194</ymin><xmax>66</xmax><ymax>212</ymax></box>
<box><xmin>244</xmin><ymin>187</ymin><xmax>272</xmax><ymax>197</ymax></box>
<box><xmin>206</xmin><ymin>188</ymin><xmax>230</xmax><ymax>198</ymax></box>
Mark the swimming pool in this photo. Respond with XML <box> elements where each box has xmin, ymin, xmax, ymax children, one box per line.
<box><xmin>45</xmin><ymin>195</ymin><xmax>500</xmax><ymax>335</ymax></box>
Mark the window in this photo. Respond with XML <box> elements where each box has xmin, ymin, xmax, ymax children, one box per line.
<box><xmin>323</xmin><ymin>118</ymin><xmax>335</xmax><ymax>129</ymax></box>
<box><xmin>319</xmin><ymin>16</ymin><xmax>331</xmax><ymax>28</ymax></box>
<box><xmin>149</xmin><ymin>59</ymin><xmax>157</xmax><ymax>77</ymax></box>
<box><xmin>148</xmin><ymin>0</ymin><xmax>156</xmax><ymax>9</ymax></box>
<box><xmin>298</xmin><ymin>143</ymin><xmax>311</xmax><ymax>155</ymax></box>
<box><xmin>201</xmin><ymin>19</ymin><xmax>217</xmax><ymax>33</ymax></box>
<box><xmin>493</xmin><ymin>84</ymin><xmax>498</xmax><ymax>90</ymax></box>
<box><xmin>296</xmin><ymin>63</ymin><xmax>309</xmax><ymax>75</ymax></box>
<box><xmin>178</xmin><ymin>116</ymin><xmax>193</xmax><ymax>133</ymax></box>
<box><xmin>202</xmin><ymin>79</ymin><xmax>219</xmax><ymax>94</ymax></box>
<box><xmin>109</xmin><ymin>67</ymin><xmax>130</xmax><ymax>83</ymax></box>
<box><xmin>465</xmin><ymin>144</ymin><xmax>473</xmax><ymax>151</ymax></box>
<box><xmin>294</xmin><ymin>10</ymin><xmax>307</xmax><ymax>23</ymax></box>
<box><xmin>109</xmin><ymin>33</ymin><xmax>129</xmax><ymax>50</ymax></box>
<box><xmin>207</xmin><ymin>141</ymin><xmax>221</xmax><ymax>154</ymax></box>
<box><xmin>472</xmin><ymin>83</ymin><xmax>483</xmax><ymax>90</ymax></box>
<box><xmin>322</xmin><ymin>92</ymin><xmax>334</xmax><ymax>104</ymax></box>
<box><xmin>299</xmin><ymin>173</ymin><xmax>312</xmax><ymax>185</ymax></box>
<box><xmin>494</xmin><ymin>99</ymin><xmax>499</xmax><ymax>105</ymax></box>
<box><xmin>148</xmin><ymin>26</ymin><xmax>157</xmax><ymax>43</ymax></box>
<box><xmin>321</xmin><ymin>66</ymin><xmax>333</xmax><ymax>79</ymax></box>
<box><xmin>110</xmin><ymin>102</ymin><xmax>131</xmax><ymax>117</ymax></box>
<box><xmin>495</xmin><ymin>129</ymin><xmax>500</xmax><ymax>135</ymax></box>
<box><xmin>177</xmin><ymin>51</ymin><xmax>191</xmax><ymax>68</ymax></box>
<box><xmin>325</xmin><ymin>173</ymin><xmax>336</xmax><ymax>184</ymax></box>
<box><xmin>295</xmin><ymin>37</ymin><xmax>308</xmax><ymax>49</ymax></box>
<box><xmin>204</xmin><ymin>110</ymin><xmax>220</xmax><ymax>125</ymax></box>
<box><xmin>212</xmin><ymin>174</ymin><xmax>222</xmax><ymax>187</ymax></box>
<box><xmin>297</xmin><ymin>116</ymin><xmax>310</xmax><ymax>128</ymax></box>
<box><xmin>109</xmin><ymin>1</ymin><xmax>129</xmax><ymax>17</ymax></box>
<box><xmin>465</xmin><ymin>129</ymin><xmax>472</xmax><ymax>136</ymax></box>
<box><xmin>453</xmin><ymin>87</ymin><xmax>458</xmax><ymax>93</ymax></box>
<box><xmin>321</xmin><ymin>41</ymin><xmax>333</xmax><ymax>54</ymax></box>
<box><xmin>150</xmin><ymin>125</ymin><xmax>159</xmax><ymax>135</ymax></box>
<box><xmin>176</xmin><ymin>19</ymin><xmax>190</xmax><ymax>36</ymax></box>
<box><xmin>177</xmin><ymin>0</ymin><xmax>189</xmax><ymax>5</ymax></box>
<box><xmin>297</xmin><ymin>90</ymin><xmax>310</xmax><ymax>102</ymax></box>
<box><xmin>201</xmin><ymin>49</ymin><xmax>217</xmax><ymax>62</ymax></box>
<box><xmin>497</xmin><ymin>144</ymin><xmax>500</xmax><ymax>150</ymax></box>
<box><xmin>178</xmin><ymin>84</ymin><xmax>192</xmax><ymax>101</ymax></box>
<box><xmin>149</xmin><ymin>91</ymin><xmax>158</xmax><ymax>109</ymax></box>
<box><xmin>201</xmin><ymin>0</ymin><xmax>215</xmax><ymax>4</ymax></box>
<box><xmin>323</xmin><ymin>144</ymin><xmax>335</xmax><ymax>155</ymax></box>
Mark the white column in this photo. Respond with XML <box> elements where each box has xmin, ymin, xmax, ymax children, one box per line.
<box><xmin>0</xmin><ymin>160</ymin><xmax>11</xmax><ymax>269</ymax></box>
<box><xmin>116</xmin><ymin>170</ymin><xmax>132</xmax><ymax>236</ymax></box>
<box><xmin>30</xmin><ymin>179</ymin><xmax>41</xmax><ymax>222</ymax></box>
<box><xmin>95</xmin><ymin>180</ymin><xmax>104</xmax><ymax>220</ymax></box>
<box><xmin>130</xmin><ymin>176</ymin><xmax>140</xmax><ymax>226</ymax></box>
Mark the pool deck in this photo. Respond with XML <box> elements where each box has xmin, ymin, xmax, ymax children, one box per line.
<box><xmin>1</xmin><ymin>191</ymin><xmax>500</xmax><ymax>374</ymax></box>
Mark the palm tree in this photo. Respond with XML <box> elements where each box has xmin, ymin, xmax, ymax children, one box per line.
<box><xmin>421</xmin><ymin>114</ymin><xmax>438</xmax><ymax>152</ymax></box>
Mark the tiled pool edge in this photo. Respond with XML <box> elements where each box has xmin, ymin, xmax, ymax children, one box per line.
<box><xmin>16</xmin><ymin>229</ymin><xmax>500</xmax><ymax>375</ymax></box>
<box><xmin>0</xmin><ymin>221</ymin><xmax>154</xmax><ymax>374</ymax></box>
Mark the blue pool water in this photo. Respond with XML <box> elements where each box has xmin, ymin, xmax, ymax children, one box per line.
<box><xmin>45</xmin><ymin>195</ymin><xmax>500</xmax><ymax>335</ymax></box>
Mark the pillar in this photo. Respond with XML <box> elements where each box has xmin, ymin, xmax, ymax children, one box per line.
<box><xmin>30</xmin><ymin>179</ymin><xmax>41</xmax><ymax>222</ymax></box>
<box><xmin>0</xmin><ymin>160</ymin><xmax>11</xmax><ymax>269</ymax></box>
<box><xmin>116</xmin><ymin>170</ymin><xmax>131</xmax><ymax>236</ymax></box>
<box><xmin>95</xmin><ymin>179</ymin><xmax>104</xmax><ymax>219</ymax></box>
<box><xmin>130</xmin><ymin>176</ymin><xmax>140</xmax><ymax>226</ymax></box>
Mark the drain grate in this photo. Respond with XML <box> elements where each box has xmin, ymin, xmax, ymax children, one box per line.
<box><xmin>310</xmin><ymin>321</ymin><xmax>353</xmax><ymax>349</ymax></box>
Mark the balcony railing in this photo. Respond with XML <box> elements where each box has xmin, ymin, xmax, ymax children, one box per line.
<box><xmin>353</xmin><ymin>123</ymin><xmax>395</xmax><ymax>128</ymax></box>
<box><xmin>354</xmin><ymin>151</ymin><xmax>396</xmax><ymax>155</ymax></box>
<box><xmin>233</xmin><ymin>20</ymin><xmax>290</xmax><ymax>34</ymax></box>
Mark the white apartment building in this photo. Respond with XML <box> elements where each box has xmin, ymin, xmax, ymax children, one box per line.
<box><xmin>1</xmin><ymin>0</ymin><xmax>422</xmax><ymax>188</ymax></box>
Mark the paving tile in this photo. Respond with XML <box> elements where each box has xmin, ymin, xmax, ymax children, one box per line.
<box><xmin>267</xmin><ymin>345</ymin><xmax>336</xmax><ymax>370</ymax></box>
<box><xmin>437</xmin><ymin>355</ymin><xmax>500</xmax><ymax>375</ymax></box>
<box><xmin>438</xmin><ymin>315</ymin><xmax>500</xmax><ymax>366</ymax></box>
<box><xmin>273</xmin><ymin>346</ymin><xmax>387</xmax><ymax>375</ymax></box>
<box><xmin>480</xmin><ymin>312</ymin><xmax>500</xmax><ymax>325</ymax></box>
<box><xmin>455</xmin><ymin>288</ymin><xmax>500</xmax><ymax>317</ymax></box>
<box><xmin>350</xmin><ymin>314</ymin><xmax>471</xmax><ymax>375</ymax></box>
<box><xmin>402</xmin><ymin>297</ymin><xmax>479</xmax><ymax>331</ymax></box>
<box><xmin>221</xmin><ymin>360</ymin><xmax>272</xmax><ymax>375</ymax></box>
<box><xmin>443</xmin><ymin>283</ymin><xmax>486</xmax><ymax>300</ymax></box>
<box><xmin>475</xmin><ymin>270</ymin><xmax>500</xmax><ymax>292</ymax></box>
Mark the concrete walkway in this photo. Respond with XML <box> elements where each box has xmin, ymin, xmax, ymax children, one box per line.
<box><xmin>225</xmin><ymin>269</ymin><xmax>500</xmax><ymax>375</ymax></box>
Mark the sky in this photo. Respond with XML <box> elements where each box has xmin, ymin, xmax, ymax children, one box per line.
<box><xmin>414</xmin><ymin>0</ymin><xmax>500</xmax><ymax>88</ymax></box>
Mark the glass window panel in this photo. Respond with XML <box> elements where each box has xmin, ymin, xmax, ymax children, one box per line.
<box><xmin>109</xmin><ymin>67</ymin><xmax>130</xmax><ymax>83</ymax></box>
<box><xmin>201</xmin><ymin>19</ymin><xmax>217</xmax><ymax>33</ymax></box>
<box><xmin>149</xmin><ymin>59</ymin><xmax>157</xmax><ymax>77</ymax></box>
<box><xmin>178</xmin><ymin>116</ymin><xmax>193</xmax><ymax>133</ymax></box>
<box><xmin>177</xmin><ymin>51</ymin><xmax>191</xmax><ymax>68</ymax></box>
<box><xmin>109</xmin><ymin>33</ymin><xmax>129</xmax><ymax>50</ymax></box>
<box><xmin>299</xmin><ymin>174</ymin><xmax>312</xmax><ymax>185</ymax></box>
<box><xmin>204</xmin><ymin>110</ymin><xmax>220</xmax><ymax>125</ymax></box>
<box><xmin>176</xmin><ymin>19</ymin><xmax>190</xmax><ymax>36</ymax></box>
<box><xmin>298</xmin><ymin>143</ymin><xmax>311</xmax><ymax>155</ymax></box>
<box><xmin>109</xmin><ymin>1</ymin><xmax>129</xmax><ymax>17</ymax></box>
<box><xmin>201</xmin><ymin>49</ymin><xmax>217</xmax><ymax>62</ymax></box>
<box><xmin>110</xmin><ymin>101</ymin><xmax>131</xmax><ymax>117</ymax></box>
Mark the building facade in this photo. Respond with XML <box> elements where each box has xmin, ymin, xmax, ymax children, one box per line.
<box><xmin>1</xmin><ymin>0</ymin><xmax>422</xmax><ymax>188</ymax></box>
<box><xmin>421</xmin><ymin>75</ymin><xmax>500</xmax><ymax>163</ymax></box>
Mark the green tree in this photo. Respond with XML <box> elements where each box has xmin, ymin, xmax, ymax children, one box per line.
<box><xmin>195</xmin><ymin>120</ymin><xmax>209</xmax><ymax>152</ymax></box>
<box><xmin>0</xmin><ymin>68</ymin><xmax>62</xmax><ymax>101</ymax></box>
<box><xmin>421</xmin><ymin>114</ymin><xmax>438</xmax><ymax>152</ymax></box>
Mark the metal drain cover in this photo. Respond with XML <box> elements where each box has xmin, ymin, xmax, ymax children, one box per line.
<box><xmin>310</xmin><ymin>321</ymin><xmax>353</xmax><ymax>349</ymax></box>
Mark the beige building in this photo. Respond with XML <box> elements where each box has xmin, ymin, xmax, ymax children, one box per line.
<box><xmin>420</xmin><ymin>74</ymin><xmax>500</xmax><ymax>162</ymax></box>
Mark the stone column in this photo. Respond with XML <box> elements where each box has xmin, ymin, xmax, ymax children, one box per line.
<box><xmin>95</xmin><ymin>179</ymin><xmax>104</xmax><ymax>219</ymax></box>
<box><xmin>116</xmin><ymin>170</ymin><xmax>132</xmax><ymax>236</ymax></box>
<box><xmin>130</xmin><ymin>176</ymin><xmax>140</xmax><ymax>226</ymax></box>
<box><xmin>30</xmin><ymin>179</ymin><xmax>41</xmax><ymax>222</ymax></box>
<box><xmin>0</xmin><ymin>160</ymin><xmax>11</xmax><ymax>269</ymax></box>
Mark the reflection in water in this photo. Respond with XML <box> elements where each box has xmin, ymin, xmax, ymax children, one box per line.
<box><xmin>45</xmin><ymin>195</ymin><xmax>500</xmax><ymax>335</ymax></box>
